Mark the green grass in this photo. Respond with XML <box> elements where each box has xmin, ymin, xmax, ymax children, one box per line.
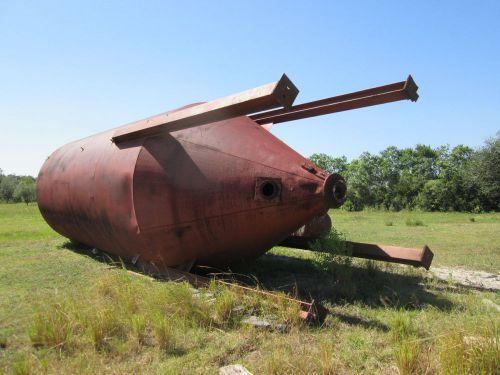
<box><xmin>329</xmin><ymin>209</ymin><xmax>500</xmax><ymax>272</ymax></box>
<box><xmin>1</xmin><ymin>203</ymin><xmax>499</xmax><ymax>374</ymax></box>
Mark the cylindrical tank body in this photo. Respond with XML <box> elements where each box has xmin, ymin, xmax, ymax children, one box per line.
<box><xmin>37</xmin><ymin>110</ymin><xmax>339</xmax><ymax>270</ymax></box>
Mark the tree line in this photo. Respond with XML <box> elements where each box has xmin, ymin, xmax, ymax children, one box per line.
<box><xmin>1</xmin><ymin>131</ymin><xmax>498</xmax><ymax>211</ymax></box>
<box><xmin>0</xmin><ymin>170</ymin><xmax>37</xmax><ymax>204</ymax></box>
<box><xmin>310</xmin><ymin>132</ymin><xmax>499</xmax><ymax>212</ymax></box>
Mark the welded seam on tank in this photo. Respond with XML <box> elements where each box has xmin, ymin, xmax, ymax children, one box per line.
<box><xmin>176</xmin><ymin>138</ymin><xmax>322</xmax><ymax>183</ymax></box>
<box><xmin>130</xmin><ymin>137</ymin><xmax>147</xmax><ymax>234</ymax></box>
<box><xmin>138</xmin><ymin>197</ymin><xmax>325</xmax><ymax>234</ymax></box>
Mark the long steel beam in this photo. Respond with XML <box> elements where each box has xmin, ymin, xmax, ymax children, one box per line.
<box><xmin>250</xmin><ymin>75</ymin><xmax>418</xmax><ymax>125</ymax></box>
<box><xmin>280</xmin><ymin>236</ymin><xmax>433</xmax><ymax>270</ymax></box>
<box><xmin>347</xmin><ymin>242</ymin><xmax>433</xmax><ymax>270</ymax></box>
<box><xmin>112</xmin><ymin>74</ymin><xmax>299</xmax><ymax>143</ymax></box>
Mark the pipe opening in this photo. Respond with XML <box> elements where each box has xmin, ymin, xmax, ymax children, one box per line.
<box><xmin>255</xmin><ymin>177</ymin><xmax>282</xmax><ymax>202</ymax></box>
<box><xmin>260</xmin><ymin>181</ymin><xmax>278</xmax><ymax>199</ymax></box>
<box><xmin>323</xmin><ymin>173</ymin><xmax>347</xmax><ymax>209</ymax></box>
<box><xmin>332</xmin><ymin>180</ymin><xmax>347</xmax><ymax>202</ymax></box>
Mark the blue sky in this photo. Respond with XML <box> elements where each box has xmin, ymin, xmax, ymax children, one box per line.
<box><xmin>1</xmin><ymin>1</ymin><xmax>499</xmax><ymax>176</ymax></box>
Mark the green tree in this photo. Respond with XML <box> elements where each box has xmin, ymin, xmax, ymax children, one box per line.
<box><xmin>307</xmin><ymin>134</ymin><xmax>498</xmax><ymax>212</ymax></box>
<box><xmin>0</xmin><ymin>175</ymin><xmax>18</xmax><ymax>202</ymax></box>
<box><xmin>417</xmin><ymin>179</ymin><xmax>448</xmax><ymax>211</ymax></box>
<box><xmin>399</xmin><ymin>145</ymin><xmax>443</xmax><ymax>209</ymax></box>
<box><xmin>343</xmin><ymin>152</ymin><xmax>384</xmax><ymax>211</ymax></box>
<box><xmin>469</xmin><ymin>131</ymin><xmax>500</xmax><ymax>211</ymax></box>
<box><xmin>309</xmin><ymin>153</ymin><xmax>348</xmax><ymax>174</ymax></box>
<box><xmin>438</xmin><ymin>145</ymin><xmax>478</xmax><ymax>211</ymax></box>
<box><xmin>13</xmin><ymin>180</ymin><xmax>37</xmax><ymax>205</ymax></box>
<box><xmin>378</xmin><ymin>146</ymin><xmax>403</xmax><ymax>209</ymax></box>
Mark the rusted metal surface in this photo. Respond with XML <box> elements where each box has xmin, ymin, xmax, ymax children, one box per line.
<box><xmin>281</xmin><ymin>214</ymin><xmax>433</xmax><ymax>269</ymax></box>
<box><xmin>37</xmin><ymin>74</ymin><xmax>423</xmax><ymax>281</ymax></box>
<box><xmin>347</xmin><ymin>242</ymin><xmax>434</xmax><ymax>270</ymax></box>
<box><xmin>112</xmin><ymin>74</ymin><xmax>298</xmax><ymax>143</ymax></box>
<box><xmin>282</xmin><ymin>234</ymin><xmax>433</xmax><ymax>269</ymax></box>
<box><xmin>323</xmin><ymin>173</ymin><xmax>347</xmax><ymax>208</ymax></box>
<box><xmin>291</xmin><ymin>213</ymin><xmax>332</xmax><ymax>238</ymax></box>
<box><xmin>37</xmin><ymin>76</ymin><xmax>335</xmax><ymax>271</ymax></box>
<box><xmin>250</xmin><ymin>75</ymin><xmax>418</xmax><ymax>125</ymax></box>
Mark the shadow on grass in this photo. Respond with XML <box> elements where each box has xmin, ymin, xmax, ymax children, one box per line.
<box><xmin>61</xmin><ymin>240</ymin><xmax>456</xmax><ymax>332</ymax></box>
<box><xmin>61</xmin><ymin>240</ymin><xmax>121</xmax><ymax>266</ymax></box>
<box><xmin>330</xmin><ymin>312</ymin><xmax>390</xmax><ymax>332</ymax></box>
<box><xmin>228</xmin><ymin>253</ymin><xmax>456</xmax><ymax>312</ymax></box>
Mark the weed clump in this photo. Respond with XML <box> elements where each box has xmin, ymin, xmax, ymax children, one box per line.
<box><xmin>389</xmin><ymin>311</ymin><xmax>418</xmax><ymax>341</ymax></box>
<box><xmin>211</xmin><ymin>288</ymin><xmax>238</xmax><ymax>328</ymax></box>
<box><xmin>151</xmin><ymin>315</ymin><xmax>183</xmax><ymax>354</ymax></box>
<box><xmin>318</xmin><ymin>339</ymin><xmax>335</xmax><ymax>374</ymax></box>
<box><xmin>310</xmin><ymin>227</ymin><xmax>352</xmax><ymax>273</ymax></box>
<box><xmin>309</xmin><ymin>228</ymin><xmax>356</xmax><ymax>297</ymax></box>
<box><xmin>129</xmin><ymin>313</ymin><xmax>148</xmax><ymax>346</ymax></box>
<box><xmin>384</xmin><ymin>220</ymin><xmax>394</xmax><ymax>226</ymax></box>
<box><xmin>405</xmin><ymin>218</ymin><xmax>424</xmax><ymax>227</ymax></box>
<box><xmin>390</xmin><ymin>311</ymin><xmax>431</xmax><ymax>374</ymax></box>
<box><xmin>438</xmin><ymin>323</ymin><xmax>499</xmax><ymax>375</ymax></box>
<box><xmin>394</xmin><ymin>339</ymin><xmax>427</xmax><ymax>375</ymax></box>
<box><xmin>10</xmin><ymin>353</ymin><xmax>37</xmax><ymax>375</ymax></box>
<box><xmin>28</xmin><ymin>300</ymin><xmax>77</xmax><ymax>351</ymax></box>
<box><xmin>86</xmin><ymin>307</ymin><xmax>128</xmax><ymax>351</ymax></box>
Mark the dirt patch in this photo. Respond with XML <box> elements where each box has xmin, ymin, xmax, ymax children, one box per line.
<box><xmin>430</xmin><ymin>266</ymin><xmax>500</xmax><ymax>291</ymax></box>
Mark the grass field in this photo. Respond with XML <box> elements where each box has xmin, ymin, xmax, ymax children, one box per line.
<box><xmin>330</xmin><ymin>210</ymin><xmax>500</xmax><ymax>273</ymax></box>
<box><xmin>0</xmin><ymin>203</ymin><xmax>499</xmax><ymax>374</ymax></box>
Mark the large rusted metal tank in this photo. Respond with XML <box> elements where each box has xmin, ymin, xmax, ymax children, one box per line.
<box><xmin>38</xmin><ymin>112</ymin><xmax>342</xmax><ymax>268</ymax></box>
<box><xmin>38</xmin><ymin>74</ymin><xmax>431</xmax><ymax>272</ymax></box>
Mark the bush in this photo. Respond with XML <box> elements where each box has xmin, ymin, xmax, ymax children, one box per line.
<box><xmin>309</xmin><ymin>228</ymin><xmax>356</xmax><ymax>297</ymax></box>
<box><xmin>310</xmin><ymin>227</ymin><xmax>352</xmax><ymax>273</ymax></box>
<box><xmin>405</xmin><ymin>218</ymin><xmax>424</xmax><ymax>227</ymax></box>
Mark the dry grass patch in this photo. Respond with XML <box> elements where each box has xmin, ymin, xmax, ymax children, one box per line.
<box><xmin>17</xmin><ymin>269</ymin><xmax>307</xmax><ymax>373</ymax></box>
<box><xmin>438</xmin><ymin>322</ymin><xmax>499</xmax><ymax>375</ymax></box>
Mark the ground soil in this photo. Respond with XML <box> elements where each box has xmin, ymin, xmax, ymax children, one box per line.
<box><xmin>430</xmin><ymin>266</ymin><xmax>500</xmax><ymax>291</ymax></box>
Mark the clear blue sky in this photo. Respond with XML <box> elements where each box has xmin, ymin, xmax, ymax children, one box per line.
<box><xmin>1</xmin><ymin>1</ymin><xmax>499</xmax><ymax>176</ymax></box>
